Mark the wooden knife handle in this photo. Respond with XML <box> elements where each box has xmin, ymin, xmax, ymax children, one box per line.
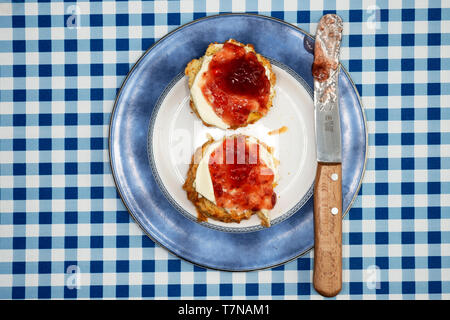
<box><xmin>313</xmin><ymin>162</ymin><xmax>342</xmax><ymax>297</ymax></box>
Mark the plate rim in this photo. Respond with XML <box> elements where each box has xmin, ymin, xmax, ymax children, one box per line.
<box><xmin>108</xmin><ymin>13</ymin><xmax>368</xmax><ymax>271</ymax></box>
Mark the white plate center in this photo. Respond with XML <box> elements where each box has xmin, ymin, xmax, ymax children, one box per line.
<box><xmin>150</xmin><ymin>63</ymin><xmax>317</xmax><ymax>232</ymax></box>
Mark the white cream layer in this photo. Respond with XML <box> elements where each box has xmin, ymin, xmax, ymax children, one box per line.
<box><xmin>191</xmin><ymin>55</ymin><xmax>230</xmax><ymax>129</ymax></box>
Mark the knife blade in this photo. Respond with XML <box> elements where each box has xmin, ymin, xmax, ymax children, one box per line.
<box><xmin>312</xmin><ymin>14</ymin><xmax>344</xmax><ymax>298</ymax></box>
<box><xmin>313</xmin><ymin>14</ymin><xmax>343</xmax><ymax>163</ymax></box>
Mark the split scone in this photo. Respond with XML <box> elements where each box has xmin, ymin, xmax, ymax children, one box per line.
<box><xmin>185</xmin><ymin>39</ymin><xmax>276</xmax><ymax>129</ymax></box>
<box><xmin>183</xmin><ymin>134</ymin><xmax>279</xmax><ymax>227</ymax></box>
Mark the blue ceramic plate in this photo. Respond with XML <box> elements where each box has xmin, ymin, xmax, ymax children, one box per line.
<box><xmin>109</xmin><ymin>14</ymin><xmax>367</xmax><ymax>271</ymax></box>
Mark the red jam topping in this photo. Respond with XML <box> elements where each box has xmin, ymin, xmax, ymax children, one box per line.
<box><xmin>208</xmin><ymin>136</ymin><xmax>276</xmax><ymax>211</ymax></box>
<box><xmin>201</xmin><ymin>42</ymin><xmax>271</xmax><ymax>126</ymax></box>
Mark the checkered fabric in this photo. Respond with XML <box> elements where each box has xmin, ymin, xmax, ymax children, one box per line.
<box><xmin>0</xmin><ymin>0</ymin><xmax>449</xmax><ymax>300</ymax></box>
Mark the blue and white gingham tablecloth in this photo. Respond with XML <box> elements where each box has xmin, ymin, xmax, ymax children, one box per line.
<box><xmin>0</xmin><ymin>0</ymin><xmax>449</xmax><ymax>299</ymax></box>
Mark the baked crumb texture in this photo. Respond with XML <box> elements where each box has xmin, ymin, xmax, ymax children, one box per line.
<box><xmin>182</xmin><ymin>137</ymin><xmax>271</xmax><ymax>228</ymax></box>
<box><xmin>184</xmin><ymin>39</ymin><xmax>276</xmax><ymax>129</ymax></box>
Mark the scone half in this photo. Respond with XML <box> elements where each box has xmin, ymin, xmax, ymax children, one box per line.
<box><xmin>185</xmin><ymin>39</ymin><xmax>276</xmax><ymax>129</ymax></box>
<box><xmin>183</xmin><ymin>134</ymin><xmax>279</xmax><ymax>227</ymax></box>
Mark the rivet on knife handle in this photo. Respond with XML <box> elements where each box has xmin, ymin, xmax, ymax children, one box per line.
<box><xmin>312</xmin><ymin>14</ymin><xmax>343</xmax><ymax>298</ymax></box>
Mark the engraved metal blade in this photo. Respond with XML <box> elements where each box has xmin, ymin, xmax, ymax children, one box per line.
<box><xmin>313</xmin><ymin>14</ymin><xmax>343</xmax><ymax>163</ymax></box>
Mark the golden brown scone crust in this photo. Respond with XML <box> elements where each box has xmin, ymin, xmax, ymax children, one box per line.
<box><xmin>184</xmin><ymin>39</ymin><xmax>276</xmax><ymax>129</ymax></box>
<box><xmin>182</xmin><ymin>136</ymin><xmax>271</xmax><ymax>227</ymax></box>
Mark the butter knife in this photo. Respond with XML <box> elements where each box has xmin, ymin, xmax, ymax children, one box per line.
<box><xmin>312</xmin><ymin>14</ymin><xmax>344</xmax><ymax>297</ymax></box>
